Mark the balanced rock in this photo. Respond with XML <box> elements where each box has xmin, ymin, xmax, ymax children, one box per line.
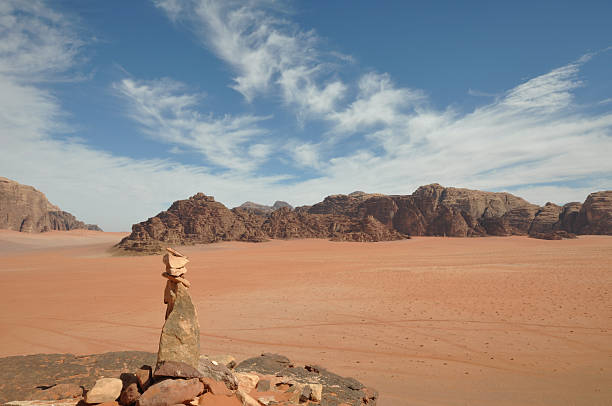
<box><xmin>157</xmin><ymin>282</ymin><xmax>200</xmax><ymax>370</ymax></box>
<box><xmin>85</xmin><ymin>378</ymin><xmax>123</xmax><ymax>404</ymax></box>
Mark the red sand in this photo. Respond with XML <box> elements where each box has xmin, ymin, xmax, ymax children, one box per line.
<box><xmin>0</xmin><ymin>230</ymin><xmax>610</xmax><ymax>405</ymax></box>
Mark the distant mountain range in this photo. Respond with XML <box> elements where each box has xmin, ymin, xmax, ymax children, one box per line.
<box><xmin>0</xmin><ymin>177</ymin><xmax>101</xmax><ymax>232</ymax></box>
<box><xmin>116</xmin><ymin>184</ymin><xmax>612</xmax><ymax>254</ymax></box>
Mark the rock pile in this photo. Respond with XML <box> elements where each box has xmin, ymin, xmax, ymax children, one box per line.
<box><xmin>1</xmin><ymin>248</ymin><xmax>378</xmax><ymax>406</ymax></box>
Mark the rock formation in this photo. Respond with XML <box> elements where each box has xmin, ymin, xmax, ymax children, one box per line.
<box><xmin>0</xmin><ymin>177</ymin><xmax>101</xmax><ymax>232</ymax></box>
<box><xmin>157</xmin><ymin>248</ymin><xmax>200</xmax><ymax>371</ymax></box>
<box><xmin>574</xmin><ymin>191</ymin><xmax>612</xmax><ymax>234</ymax></box>
<box><xmin>116</xmin><ymin>184</ymin><xmax>612</xmax><ymax>254</ymax></box>
<box><xmin>237</xmin><ymin>201</ymin><xmax>293</xmax><ymax>216</ymax></box>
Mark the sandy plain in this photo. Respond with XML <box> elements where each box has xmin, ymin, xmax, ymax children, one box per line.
<box><xmin>0</xmin><ymin>230</ymin><xmax>610</xmax><ymax>405</ymax></box>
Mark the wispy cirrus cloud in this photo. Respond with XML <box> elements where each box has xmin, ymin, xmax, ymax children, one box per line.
<box><xmin>114</xmin><ymin>78</ymin><xmax>272</xmax><ymax>171</ymax></box>
<box><xmin>154</xmin><ymin>0</ymin><xmax>348</xmax><ymax>117</ymax></box>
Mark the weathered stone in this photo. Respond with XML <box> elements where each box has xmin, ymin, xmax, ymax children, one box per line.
<box><xmin>5</xmin><ymin>401</ymin><xmax>79</xmax><ymax>406</ymax></box>
<box><xmin>135</xmin><ymin>366</ymin><xmax>152</xmax><ymax>391</ymax></box>
<box><xmin>235</xmin><ymin>390</ymin><xmax>259</xmax><ymax>406</ymax></box>
<box><xmin>299</xmin><ymin>385</ymin><xmax>312</xmax><ymax>403</ymax></box>
<box><xmin>119</xmin><ymin>383</ymin><xmax>140</xmax><ymax>406</ymax></box>
<box><xmin>198</xmin><ymin>392</ymin><xmax>242</xmax><ymax>406</ymax></box>
<box><xmin>255</xmin><ymin>379</ymin><xmax>270</xmax><ymax>392</ymax></box>
<box><xmin>200</xmin><ymin>355</ymin><xmax>237</xmax><ymax>369</ymax></box>
<box><xmin>157</xmin><ymin>282</ymin><xmax>200</xmax><ymax>370</ymax></box>
<box><xmin>198</xmin><ymin>358</ymin><xmax>238</xmax><ymax>390</ymax></box>
<box><xmin>163</xmin><ymin>253</ymin><xmax>189</xmax><ymax>269</ymax></box>
<box><xmin>234</xmin><ymin>373</ymin><xmax>259</xmax><ymax>393</ymax></box>
<box><xmin>154</xmin><ymin>360</ymin><xmax>203</xmax><ymax>379</ymax></box>
<box><xmin>256</xmin><ymin>396</ymin><xmax>276</xmax><ymax>406</ymax></box>
<box><xmin>575</xmin><ymin>191</ymin><xmax>612</xmax><ymax>234</ymax></box>
<box><xmin>85</xmin><ymin>378</ymin><xmax>123</xmax><ymax>404</ymax></box>
<box><xmin>307</xmin><ymin>384</ymin><xmax>322</xmax><ymax>402</ymax></box>
<box><xmin>200</xmin><ymin>378</ymin><xmax>234</xmax><ymax>397</ymax></box>
<box><xmin>137</xmin><ymin>378</ymin><xmax>203</xmax><ymax>406</ymax></box>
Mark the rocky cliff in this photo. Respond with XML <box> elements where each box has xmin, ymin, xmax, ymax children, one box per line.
<box><xmin>116</xmin><ymin>184</ymin><xmax>612</xmax><ymax>254</ymax></box>
<box><xmin>0</xmin><ymin>177</ymin><xmax>101</xmax><ymax>232</ymax></box>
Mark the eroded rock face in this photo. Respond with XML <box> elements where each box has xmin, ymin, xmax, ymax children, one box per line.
<box><xmin>116</xmin><ymin>185</ymin><xmax>612</xmax><ymax>254</ymax></box>
<box><xmin>0</xmin><ymin>177</ymin><xmax>101</xmax><ymax>232</ymax></box>
<box><xmin>575</xmin><ymin>191</ymin><xmax>612</xmax><ymax>234</ymax></box>
<box><xmin>116</xmin><ymin>193</ymin><xmax>266</xmax><ymax>254</ymax></box>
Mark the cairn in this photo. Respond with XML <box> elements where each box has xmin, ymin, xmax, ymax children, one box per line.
<box><xmin>156</xmin><ymin>248</ymin><xmax>201</xmax><ymax>371</ymax></box>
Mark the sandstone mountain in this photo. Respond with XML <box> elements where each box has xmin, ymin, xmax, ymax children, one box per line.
<box><xmin>0</xmin><ymin>177</ymin><xmax>101</xmax><ymax>233</ymax></box>
<box><xmin>236</xmin><ymin>200</ymin><xmax>292</xmax><ymax>216</ymax></box>
<box><xmin>116</xmin><ymin>184</ymin><xmax>612</xmax><ymax>254</ymax></box>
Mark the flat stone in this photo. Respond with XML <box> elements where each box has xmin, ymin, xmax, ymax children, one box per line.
<box><xmin>197</xmin><ymin>358</ymin><xmax>238</xmax><ymax>390</ymax></box>
<box><xmin>200</xmin><ymin>378</ymin><xmax>234</xmax><ymax>397</ymax></box>
<box><xmin>163</xmin><ymin>253</ymin><xmax>189</xmax><ymax>269</ymax></box>
<box><xmin>154</xmin><ymin>360</ymin><xmax>203</xmax><ymax>379</ymax></box>
<box><xmin>119</xmin><ymin>383</ymin><xmax>140</xmax><ymax>406</ymax></box>
<box><xmin>201</xmin><ymin>354</ymin><xmax>236</xmax><ymax>369</ymax></box>
<box><xmin>137</xmin><ymin>378</ymin><xmax>203</xmax><ymax>406</ymax></box>
<box><xmin>198</xmin><ymin>393</ymin><xmax>242</xmax><ymax>406</ymax></box>
<box><xmin>157</xmin><ymin>283</ymin><xmax>200</xmax><ymax>370</ymax></box>
<box><xmin>167</xmin><ymin>267</ymin><xmax>186</xmax><ymax>277</ymax></box>
<box><xmin>234</xmin><ymin>372</ymin><xmax>259</xmax><ymax>393</ymax></box>
<box><xmin>85</xmin><ymin>378</ymin><xmax>123</xmax><ymax>404</ymax></box>
<box><xmin>5</xmin><ymin>401</ymin><xmax>79</xmax><ymax>406</ymax></box>
<box><xmin>235</xmin><ymin>390</ymin><xmax>259</xmax><ymax>406</ymax></box>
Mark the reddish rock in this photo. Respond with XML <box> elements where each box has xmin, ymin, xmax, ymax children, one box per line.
<box><xmin>135</xmin><ymin>366</ymin><xmax>152</xmax><ymax>391</ymax></box>
<box><xmin>529</xmin><ymin>203</ymin><xmax>563</xmax><ymax>235</ymax></box>
<box><xmin>0</xmin><ymin>177</ymin><xmax>101</xmax><ymax>233</ymax></box>
<box><xmin>200</xmin><ymin>378</ymin><xmax>234</xmax><ymax>397</ymax></box>
<box><xmin>119</xmin><ymin>383</ymin><xmax>140</xmax><ymax>406</ymax></box>
<box><xmin>575</xmin><ymin>191</ymin><xmax>612</xmax><ymax>234</ymax></box>
<box><xmin>137</xmin><ymin>378</ymin><xmax>203</xmax><ymax>406</ymax></box>
<box><xmin>154</xmin><ymin>361</ymin><xmax>203</xmax><ymax>379</ymax></box>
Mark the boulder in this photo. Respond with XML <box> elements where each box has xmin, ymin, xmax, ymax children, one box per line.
<box><xmin>137</xmin><ymin>379</ymin><xmax>203</xmax><ymax>406</ymax></box>
<box><xmin>119</xmin><ymin>383</ymin><xmax>140</xmax><ymax>406</ymax></box>
<box><xmin>156</xmin><ymin>283</ymin><xmax>200</xmax><ymax>370</ymax></box>
<box><xmin>135</xmin><ymin>366</ymin><xmax>152</xmax><ymax>391</ymax></box>
<box><xmin>85</xmin><ymin>378</ymin><xmax>123</xmax><ymax>404</ymax></box>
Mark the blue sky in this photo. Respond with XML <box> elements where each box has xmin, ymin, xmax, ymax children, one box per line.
<box><xmin>1</xmin><ymin>0</ymin><xmax>611</xmax><ymax>231</ymax></box>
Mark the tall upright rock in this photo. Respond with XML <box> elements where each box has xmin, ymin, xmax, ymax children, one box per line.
<box><xmin>575</xmin><ymin>191</ymin><xmax>612</xmax><ymax>234</ymax></box>
<box><xmin>157</xmin><ymin>248</ymin><xmax>200</xmax><ymax>371</ymax></box>
<box><xmin>0</xmin><ymin>176</ymin><xmax>101</xmax><ymax>232</ymax></box>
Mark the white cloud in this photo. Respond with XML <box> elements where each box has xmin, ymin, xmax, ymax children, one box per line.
<box><xmin>156</xmin><ymin>0</ymin><xmax>348</xmax><ymax>117</ymax></box>
<box><xmin>114</xmin><ymin>78</ymin><xmax>271</xmax><ymax>172</ymax></box>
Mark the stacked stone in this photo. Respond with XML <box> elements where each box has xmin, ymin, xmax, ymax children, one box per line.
<box><xmin>162</xmin><ymin>247</ymin><xmax>190</xmax><ymax>288</ymax></box>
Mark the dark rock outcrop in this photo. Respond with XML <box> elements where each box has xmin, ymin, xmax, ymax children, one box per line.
<box><xmin>116</xmin><ymin>193</ymin><xmax>267</xmax><ymax>254</ymax></box>
<box><xmin>116</xmin><ymin>184</ymin><xmax>612</xmax><ymax>254</ymax></box>
<box><xmin>574</xmin><ymin>191</ymin><xmax>612</xmax><ymax>234</ymax></box>
<box><xmin>0</xmin><ymin>177</ymin><xmax>101</xmax><ymax>232</ymax></box>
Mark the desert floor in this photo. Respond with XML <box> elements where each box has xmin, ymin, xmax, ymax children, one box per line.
<box><xmin>0</xmin><ymin>230</ymin><xmax>610</xmax><ymax>405</ymax></box>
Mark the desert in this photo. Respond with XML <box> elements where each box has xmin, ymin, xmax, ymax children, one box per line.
<box><xmin>1</xmin><ymin>230</ymin><xmax>610</xmax><ymax>405</ymax></box>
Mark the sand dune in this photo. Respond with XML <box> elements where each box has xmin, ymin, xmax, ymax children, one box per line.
<box><xmin>0</xmin><ymin>231</ymin><xmax>610</xmax><ymax>405</ymax></box>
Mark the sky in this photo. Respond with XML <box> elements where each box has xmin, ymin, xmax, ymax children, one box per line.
<box><xmin>1</xmin><ymin>0</ymin><xmax>611</xmax><ymax>231</ymax></box>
